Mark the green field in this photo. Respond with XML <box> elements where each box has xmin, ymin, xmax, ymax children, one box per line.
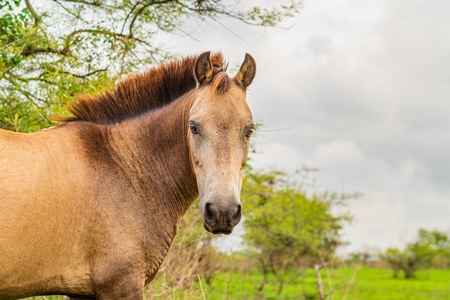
<box><xmin>148</xmin><ymin>268</ymin><xmax>450</xmax><ymax>300</ymax></box>
<box><xmin>22</xmin><ymin>268</ymin><xmax>450</xmax><ymax>299</ymax></box>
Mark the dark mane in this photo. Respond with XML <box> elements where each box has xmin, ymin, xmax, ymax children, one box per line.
<box><xmin>61</xmin><ymin>53</ymin><xmax>227</xmax><ymax>123</ymax></box>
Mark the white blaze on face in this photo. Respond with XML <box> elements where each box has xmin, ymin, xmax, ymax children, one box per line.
<box><xmin>189</xmin><ymin>52</ymin><xmax>256</xmax><ymax>234</ymax></box>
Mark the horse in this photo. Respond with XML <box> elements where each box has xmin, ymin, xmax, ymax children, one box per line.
<box><xmin>0</xmin><ymin>51</ymin><xmax>256</xmax><ymax>299</ymax></box>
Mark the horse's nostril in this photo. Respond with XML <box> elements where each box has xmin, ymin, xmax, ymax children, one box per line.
<box><xmin>229</xmin><ymin>204</ymin><xmax>239</xmax><ymax>218</ymax></box>
<box><xmin>228</xmin><ymin>204</ymin><xmax>242</xmax><ymax>226</ymax></box>
<box><xmin>205</xmin><ymin>203</ymin><xmax>213</xmax><ymax>220</ymax></box>
<box><xmin>204</xmin><ymin>202</ymin><xmax>219</xmax><ymax>224</ymax></box>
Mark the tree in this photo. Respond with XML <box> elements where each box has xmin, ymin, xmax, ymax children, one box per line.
<box><xmin>417</xmin><ymin>228</ymin><xmax>450</xmax><ymax>268</ymax></box>
<box><xmin>0</xmin><ymin>0</ymin><xmax>302</xmax><ymax>131</ymax></box>
<box><xmin>241</xmin><ymin>167</ymin><xmax>354</xmax><ymax>295</ymax></box>
<box><xmin>381</xmin><ymin>228</ymin><xmax>450</xmax><ymax>279</ymax></box>
<box><xmin>381</xmin><ymin>245</ymin><xmax>430</xmax><ymax>279</ymax></box>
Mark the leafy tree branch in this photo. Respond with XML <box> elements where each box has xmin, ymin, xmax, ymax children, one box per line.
<box><xmin>25</xmin><ymin>0</ymin><xmax>41</xmax><ymax>26</ymax></box>
<box><xmin>1</xmin><ymin>0</ymin><xmax>302</xmax><ymax>131</ymax></box>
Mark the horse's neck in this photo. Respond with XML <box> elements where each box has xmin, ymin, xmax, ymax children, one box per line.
<box><xmin>107</xmin><ymin>92</ymin><xmax>199</xmax><ymax>217</ymax></box>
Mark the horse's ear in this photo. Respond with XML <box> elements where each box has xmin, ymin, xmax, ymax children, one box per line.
<box><xmin>194</xmin><ymin>51</ymin><xmax>213</xmax><ymax>86</ymax></box>
<box><xmin>234</xmin><ymin>53</ymin><xmax>256</xmax><ymax>89</ymax></box>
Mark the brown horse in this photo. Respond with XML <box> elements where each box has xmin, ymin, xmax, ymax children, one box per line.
<box><xmin>0</xmin><ymin>52</ymin><xmax>256</xmax><ymax>299</ymax></box>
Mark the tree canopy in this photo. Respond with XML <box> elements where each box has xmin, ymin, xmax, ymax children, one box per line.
<box><xmin>0</xmin><ymin>0</ymin><xmax>301</xmax><ymax>131</ymax></box>
<box><xmin>241</xmin><ymin>167</ymin><xmax>355</xmax><ymax>293</ymax></box>
<box><xmin>381</xmin><ymin>228</ymin><xmax>450</xmax><ymax>279</ymax></box>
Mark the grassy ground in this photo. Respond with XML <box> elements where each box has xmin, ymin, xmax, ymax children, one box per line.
<box><xmin>21</xmin><ymin>268</ymin><xmax>450</xmax><ymax>299</ymax></box>
<box><xmin>330</xmin><ymin>268</ymin><xmax>450</xmax><ymax>300</ymax></box>
<box><xmin>191</xmin><ymin>268</ymin><xmax>450</xmax><ymax>300</ymax></box>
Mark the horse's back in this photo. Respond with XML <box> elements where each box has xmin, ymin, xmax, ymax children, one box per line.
<box><xmin>0</xmin><ymin>127</ymin><xmax>94</xmax><ymax>298</ymax></box>
<box><xmin>0</xmin><ymin>127</ymin><xmax>85</xmax><ymax>214</ymax></box>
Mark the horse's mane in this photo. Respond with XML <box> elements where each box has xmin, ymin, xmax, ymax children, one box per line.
<box><xmin>61</xmin><ymin>52</ymin><xmax>227</xmax><ymax>123</ymax></box>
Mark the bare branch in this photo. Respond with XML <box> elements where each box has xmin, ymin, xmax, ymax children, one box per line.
<box><xmin>59</xmin><ymin>67</ymin><xmax>108</xmax><ymax>79</ymax></box>
<box><xmin>13</xmin><ymin>76</ymin><xmax>59</xmax><ymax>86</ymax></box>
<box><xmin>120</xmin><ymin>0</ymin><xmax>143</xmax><ymax>35</ymax></box>
<box><xmin>60</xmin><ymin>0</ymin><xmax>122</xmax><ymax>10</ymax></box>
<box><xmin>25</xmin><ymin>0</ymin><xmax>41</xmax><ymax>27</ymax></box>
<box><xmin>314</xmin><ymin>263</ymin><xmax>326</xmax><ymax>300</ymax></box>
<box><xmin>52</xmin><ymin>0</ymin><xmax>88</xmax><ymax>23</ymax></box>
<box><xmin>1</xmin><ymin>66</ymin><xmax>13</xmax><ymax>74</ymax></box>
<box><xmin>128</xmin><ymin>0</ymin><xmax>176</xmax><ymax>37</ymax></box>
<box><xmin>21</xmin><ymin>45</ymin><xmax>69</xmax><ymax>57</ymax></box>
<box><xmin>64</xmin><ymin>29</ymin><xmax>129</xmax><ymax>49</ymax></box>
<box><xmin>60</xmin><ymin>0</ymin><xmax>102</xmax><ymax>7</ymax></box>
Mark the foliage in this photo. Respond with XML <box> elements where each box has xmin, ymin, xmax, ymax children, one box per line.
<box><xmin>416</xmin><ymin>228</ymin><xmax>450</xmax><ymax>268</ymax></box>
<box><xmin>380</xmin><ymin>229</ymin><xmax>450</xmax><ymax>279</ymax></box>
<box><xmin>241</xmin><ymin>167</ymin><xmax>355</xmax><ymax>294</ymax></box>
<box><xmin>346</xmin><ymin>246</ymin><xmax>378</xmax><ymax>267</ymax></box>
<box><xmin>0</xmin><ymin>0</ymin><xmax>302</xmax><ymax>132</ymax></box>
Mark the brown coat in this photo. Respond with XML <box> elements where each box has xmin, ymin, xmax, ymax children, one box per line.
<box><xmin>0</xmin><ymin>52</ymin><xmax>256</xmax><ymax>299</ymax></box>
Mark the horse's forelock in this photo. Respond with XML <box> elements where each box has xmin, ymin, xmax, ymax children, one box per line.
<box><xmin>210</xmin><ymin>72</ymin><xmax>231</xmax><ymax>97</ymax></box>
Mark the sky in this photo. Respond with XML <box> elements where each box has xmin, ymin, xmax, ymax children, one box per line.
<box><xmin>158</xmin><ymin>0</ymin><xmax>450</xmax><ymax>253</ymax></box>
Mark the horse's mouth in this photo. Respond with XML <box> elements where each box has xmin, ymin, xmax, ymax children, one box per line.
<box><xmin>203</xmin><ymin>222</ymin><xmax>233</xmax><ymax>235</ymax></box>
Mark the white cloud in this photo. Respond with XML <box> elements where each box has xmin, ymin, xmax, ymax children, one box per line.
<box><xmin>162</xmin><ymin>0</ymin><xmax>450</xmax><ymax>251</ymax></box>
<box><xmin>310</xmin><ymin>140</ymin><xmax>365</xmax><ymax>169</ymax></box>
<box><xmin>252</xmin><ymin>141</ymin><xmax>305</xmax><ymax>172</ymax></box>
<box><xmin>343</xmin><ymin>191</ymin><xmax>407</xmax><ymax>250</ymax></box>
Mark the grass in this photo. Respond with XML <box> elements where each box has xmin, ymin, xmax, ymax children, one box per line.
<box><xmin>21</xmin><ymin>268</ymin><xmax>450</xmax><ymax>299</ymax></box>
<box><xmin>194</xmin><ymin>268</ymin><xmax>450</xmax><ymax>300</ymax></box>
<box><xmin>332</xmin><ymin>268</ymin><xmax>450</xmax><ymax>300</ymax></box>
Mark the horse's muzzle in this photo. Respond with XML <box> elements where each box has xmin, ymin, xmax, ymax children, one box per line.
<box><xmin>203</xmin><ymin>202</ymin><xmax>241</xmax><ymax>235</ymax></box>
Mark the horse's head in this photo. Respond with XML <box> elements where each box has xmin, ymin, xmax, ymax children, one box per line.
<box><xmin>189</xmin><ymin>52</ymin><xmax>256</xmax><ymax>235</ymax></box>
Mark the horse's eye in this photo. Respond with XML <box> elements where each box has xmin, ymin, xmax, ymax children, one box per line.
<box><xmin>246</xmin><ymin>127</ymin><xmax>255</xmax><ymax>138</ymax></box>
<box><xmin>189</xmin><ymin>122</ymin><xmax>199</xmax><ymax>134</ymax></box>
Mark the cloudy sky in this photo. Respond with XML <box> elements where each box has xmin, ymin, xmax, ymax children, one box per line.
<box><xmin>159</xmin><ymin>0</ymin><xmax>450</xmax><ymax>252</ymax></box>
